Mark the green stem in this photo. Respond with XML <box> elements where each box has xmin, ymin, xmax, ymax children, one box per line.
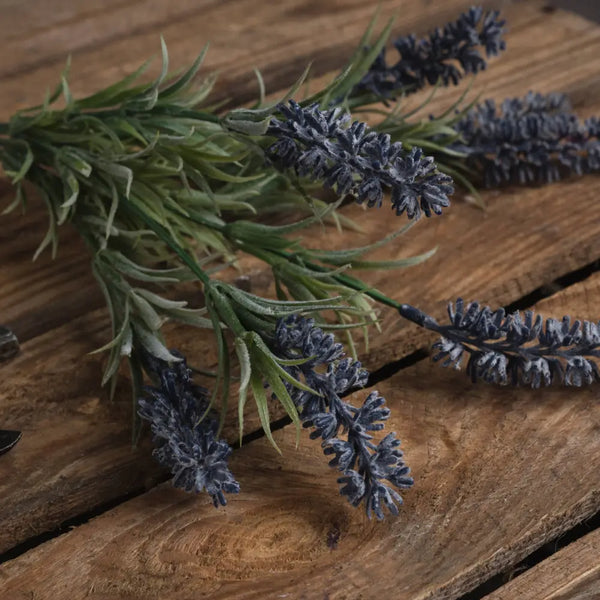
<box><xmin>237</xmin><ymin>241</ymin><xmax>403</xmax><ymax>311</ymax></box>
<box><xmin>120</xmin><ymin>195</ymin><xmax>212</xmax><ymax>286</ymax></box>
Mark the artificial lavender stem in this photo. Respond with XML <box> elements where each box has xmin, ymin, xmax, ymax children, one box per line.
<box><xmin>271</xmin><ymin>315</ymin><xmax>413</xmax><ymax>519</ymax></box>
<box><xmin>399</xmin><ymin>299</ymin><xmax>600</xmax><ymax>387</ymax></box>
<box><xmin>355</xmin><ymin>6</ymin><xmax>506</xmax><ymax>101</ymax></box>
<box><xmin>267</xmin><ymin>100</ymin><xmax>453</xmax><ymax>220</ymax></box>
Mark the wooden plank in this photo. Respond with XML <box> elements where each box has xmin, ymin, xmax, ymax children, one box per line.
<box><xmin>0</xmin><ymin>0</ymin><xmax>487</xmax><ymax>117</ymax></box>
<box><xmin>4</xmin><ymin>272</ymin><xmax>600</xmax><ymax>598</ymax></box>
<box><xmin>6</xmin><ymin>180</ymin><xmax>600</xmax><ymax>555</ymax></box>
<box><xmin>3</xmin><ymin>2</ymin><xmax>600</xmax><ymax>555</ymax></box>
<box><xmin>486</xmin><ymin>528</ymin><xmax>600</xmax><ymax>600</ymax></box>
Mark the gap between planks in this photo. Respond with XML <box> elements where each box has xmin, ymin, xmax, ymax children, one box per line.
<box><xmin>483</xmin><ymin>526</ymin><xmax>600</xmax><ymax>600</ymax></box>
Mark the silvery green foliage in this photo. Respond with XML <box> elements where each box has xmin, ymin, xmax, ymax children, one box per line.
<box><xmin>267</xmin><ymin>100</ymin><xmax>453</xmax><ymax>220</ymax></box>
<box><xmin>399</xmin><ymin>299</ymin><xmax>600</xmax><ymax>388</ymax></box>
<box><xmin>137</xmin><ymin>352</ymin><xmax>240</xmax><ymax>506</ymax></box>
<box><xmin>272</xmin><ymin>315</ymin><xmax>413</xmax><ymax>519</ymax></box>
<box><xmin>451</xmin><ymin>92</ymin><xmax>600</xmax><ymax>186</ymax></box>
<box><xmin>356</xmin><ymin>6</ymin><xmax>506</xmax><ymax>100</ymax></box>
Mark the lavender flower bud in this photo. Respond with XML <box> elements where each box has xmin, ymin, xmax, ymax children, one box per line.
<box><xmin>356</xmin><ymin>6</ymin><xmax>506</xmax><ymax>100</ymax></box>
<box><xmin>267</xmin><ymin>100</ymin><xmax>453</xmax><ymax>220</ymax></box>
<box><xmin>270</xmin><ymin>314</ymin><xmax>413</xmax><ymax>519</ymax></box>
<box><xmin>138</xmin><ymin>352</ymin><xmax>239</xmax><ymax>507</ymax></box>
<box><xmin>399</xmin><ymin>299</ymin><xmax>600</xmax><ymax>388</ymax></box>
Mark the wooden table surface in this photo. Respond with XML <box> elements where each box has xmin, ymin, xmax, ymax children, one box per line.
<box><xmin>2</xmin><ymin>1</ymin><xmax>600</xmax><ymax>598</ymax></box>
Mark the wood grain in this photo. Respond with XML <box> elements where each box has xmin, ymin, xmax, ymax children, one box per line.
<box><xmin>3</xmin><ymin>1</ymin><xmax>600</xmax><ymax>558</ymax></box>
<box><xmin>0</xmin><ymin>0</ymin><xmax>489</xmax><ymax>116</ymax></box>
<box><xmin>485</xmin><ymin>528</ymin><xmax>600</xmax><ymax>600</ymax></box>
<box><xmin>4</xmin><ymin>272</ymin><xmax>600</xmax><ymax>599</ymax></box>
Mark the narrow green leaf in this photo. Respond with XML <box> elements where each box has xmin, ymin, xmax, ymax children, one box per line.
<box><xmin>254</xmin><ymin>348</ymin><xmax>301</xmax><ymax>447</ymax></box>
<box><xmin>10</xmin><ymin>142</ymin><xmax>33</xmax><ymax>184</ymax></box>
<box><xmin>235</xmin><ymin>337</ymin><xmax>252</xmax><ymax>446</ymax></box>
<box><xmin>250</xmin><ymin>371</ymin><xmax>280</xmax><ymax>453</ymax></box>
<box><xmin>132</xmin><ymin>323</ymin><xmax>180</xmax><ymax>362</ymax></box>
<box><xmin>159</xmin><ymin>44</ymin><xmax>209</xmax><ymax>101</ymax></box>
<box><xmin>76</xmin><ymin>60</ymin><xmax>152</xmax><ymax>109</ymax></box>
<box><xmin>347</xmin><ymin>247</ymin><xmax>437</xmax><ymax>270</ymax></box>
<box><xmin>130</xmin><ymin>292</ymin><xmax>164</xmax><ymax>331</ymax></box>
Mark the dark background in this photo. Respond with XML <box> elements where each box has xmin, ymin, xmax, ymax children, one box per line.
<box><xmin>553</xmin><ymin>0</ymin><xmax>599</xmax><ymax>21</ymax></box>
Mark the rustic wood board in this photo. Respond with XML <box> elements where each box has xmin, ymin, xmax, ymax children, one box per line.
<box><xmin>3</xmin><ymin>271</ymin><xmax>600</xmax><ymax>599</ymax></box>
<box><xmin>485</xmin><ymin>528</ymin><xmax>600</xmax><ymax>600</ymax></box>
<box><xmin>2</xmin><ymin>1</ymin><xmax>600</xmax><ymax>598</ymax></box>
<box><xmin>2</xmin><ymin>0</ymin><xmax>600</xmax><ymax>558</ymax></box>
<box><xmin>0</xmin><ymin>0</ymin><xmax>493</xmax><ymax>116</ymax></box>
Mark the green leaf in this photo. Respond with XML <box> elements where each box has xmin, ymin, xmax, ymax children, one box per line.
<box><xmin>252</xmin><ymin>346</ymin><xmax>301</xmax><ymax>447</ymax></box>
<box><xmin>59</xmin><ymin>149</ymin><xmax>93</xmax><ymax>178</ymax></box>
<box><xmin>130</xmin><ymin>291</ymin><xmax>164</xmax><ymax>331</ymax></box>
<box><xmin>158</xmin><ymin>43</ymin><xmax>209</xmax><ymax>101</ymax></box>
<box><xmin>61</xmin><ymin>56</ymin><xmax>74</xmax><ymax>107</ymax></box>
<box><xmin>60</xmin><ymin>171</ymin><xmax>80</xmax><ymax>209</ymax></box>
<box><xmin>76</xmin><ymin>60</ymin><xmax>152</xmax><ymax>109</ymax></box>
<box><xmin>250</xmin><ymin>371</ymin><xmax>280</xmax><ymax>453</ymax></box>
<box><xmin>32</xmin><ymin>187</ymin><xmax>58</xmax><ymax>260</ymax></box>
<box><xmin>96</xmin><ymin>162</ymin><xmax>133</xmax><ymax>198</ymax></box>
<box><xmin>105</xmin><ymin>250</ymin><xmax>181</xmax><ymax>283</ymax></box>
<box><xmin>197</xmin><ymin>161</ymin><xmax>266</xmax><ymax>184</ymax></box>
<box><xmin>9</xmin><ymin>142</ymin><xmax>33</xmax><ymax>184</ymax></box>
<box><xmin>346</xmin><ymin>246</ymin><xmax>436</xmax><ymax>269</ymax></box>
<box><xmin>134</xmin><ymin>288</ymin><xmax>189</xmax><ymax>310</ymax></box>
<box><xmin>235</xmin><ymin>337</ymin><xmax>252</xmax><ymax>446</ymax></box>
<box><xmin>105</xmin><ymin>181</ymin><xmax>120</xmax><ymax>240</ymax></box>
<box><xmin>250</xmin><ymin>332</ymin><xmax>321</xmax><ymax>394</ymax></box>
<box><xmin>2</xmin><ymin>184</ymin><xmax>26</xmax><ymax>215</ymax></box>
<box><xmin>132</xmin><ymin>323</ymin><xmax>180</xmax><ymax>362</ymax></box>
<box><xmin>252</xmin><ymin>67</ymin><xmax>266</xmax><ymax>108</ymax></box>
<box><xmin>166</xmin><ymin>307</ymin><xmax>213</xmax><ymax>328</ymax></box>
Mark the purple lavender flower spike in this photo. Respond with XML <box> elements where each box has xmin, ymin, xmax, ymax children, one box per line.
<box><xmin>356</xmin><ymin>6</ymin><xmax>506</xmax><ymax>100</ymax></box>
<box><xmin>270</xmin><ymin>314</ymin><xmax>413</xmax><ymax>520</ymax></box>
<box><xmin>267</xmin><ymin>100</ymin><xmax>453</xmax><ymax>220</ymax></box>
<box><xmin>138</xmin><ymin>351</ymin><xmax>240</xmax><ymax>507</ymax></box>
<box><xmin>399</xmin><ymin>299</ymin><xmax>600</xmax><ymax>388</ymax></box>
<box><xmin>451</xmin><ymin>92</ymin><xmax>600</xmax><ymax>186</ymax></box>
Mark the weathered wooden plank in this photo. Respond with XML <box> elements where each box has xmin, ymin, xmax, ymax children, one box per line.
<box><xmin>0</xmin><ymin>0</ymin><xmax>487</xmax><ymax>116</ymax></box>
<box><xmin>486</xmin><ymin>528</ymin><xmax>600</xmax><ymax>600</ymax></box>
<box><xmin>2</xmin><ymin>0</ymin><xmax>600</xmax><ymax>560</ymax></box>
<box><xmin>4</xmin><ymin>272</ymin><xmax>600</xmax><ymax>599</ymax></box>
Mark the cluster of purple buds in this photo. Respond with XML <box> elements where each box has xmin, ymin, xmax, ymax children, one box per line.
<box><xmin>271</xmin><ymin>315</ymin><xmax>413</xmax><ymax>519</ymax></box>
<box><xmin>356</xmin><ymin>6</ymin><xmax>506</xmax><ymax>100</ymax></box>
<box><xmin>267</xmin><ymin>100</ymin><xmax>453</xmax><ymax>220</ymax></box>
<box><xmin>399</xmin><ymin>298</ymin><xmax>600</xmax><ymax>388</ymax></box>
<box><xmin>451</xmin><ymin>92</ymin><xmax>600</xmax><ymax>186</ymax></box>
<box><xmin>137</xmin><ymin>352</ymin><xmax>240</xmax><ymax>507</ymax></box>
